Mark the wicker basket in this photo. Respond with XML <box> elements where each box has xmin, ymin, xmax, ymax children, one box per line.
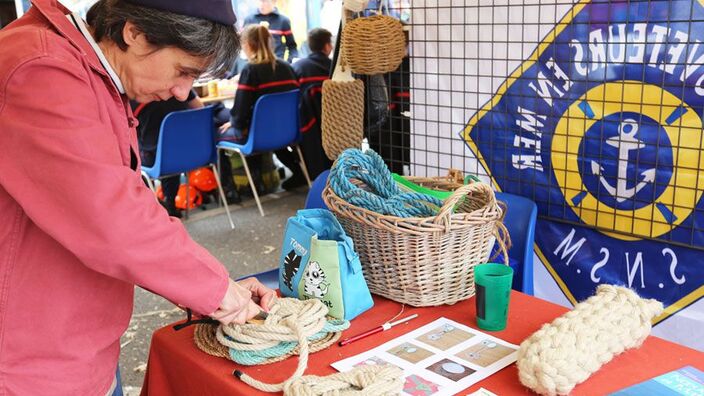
<box><xmin>323</xmin><ymin>180</ymin><xmax>506</xmax><ymax>307</ymax></box>
<box><xmin>341</xmin><ymin>15</ymin><xmax>406</xmax><ymax>75</ymax></box>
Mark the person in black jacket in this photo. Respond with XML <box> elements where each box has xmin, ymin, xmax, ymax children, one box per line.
<box><xmin>244</xmin><ymin>0</ymin><xmax>298</xmax><ymax>62</ymax></box>
<box><xmin>219</xmin><ymin>24</ymin><xmax>299</xmax><ymax>190</ymax></box>
<box><xmin>131</xmin><ymin>91</ymin><xmax>202</xmax><ymax>217</ymax></box>
<box><xmin>278</xmin><ymin>28</ymin><xmax>333</xmax><ymax>189</ymax></box>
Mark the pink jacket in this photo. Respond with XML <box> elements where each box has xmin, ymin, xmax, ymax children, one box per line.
<box><xmin>0</xmin><ymin>1</ymin><xmax>229</xmax><ymax>394</ymax></box>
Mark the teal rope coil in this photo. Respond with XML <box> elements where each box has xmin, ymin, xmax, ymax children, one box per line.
<box><xmin>228</xmin><ymin>319</ymin><xmax>349</xmax><ymax>365</ymax></box>
<box><xmin>329</xmin><ymin>149</ymin><xmax>444</xmax><ymax>217</ymax></box>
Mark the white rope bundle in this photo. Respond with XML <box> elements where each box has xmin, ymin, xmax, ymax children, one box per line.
<box><xmin>283</xmin><ymin>365</ymin><xmax>404</xmax><ymax>396</ymax></box>
<box><xmin>517</xmin><ymin>285</ymin><xmax>663</xmax><ymax>396</ymax></box>
<box><xmin>216</xmin><ymin>298</ymin><xmax>328</xmax><ymax>355</ymax></box>
<box><xmin>219</xmin><ymin>298</ymin><xmax>402</xmax><ymax>395</ymax></box>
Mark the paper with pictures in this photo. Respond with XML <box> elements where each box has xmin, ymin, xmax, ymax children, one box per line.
<box><xmin>332</xmin><ymin>317</ymin><xmax>518</xmax><ymax>396</ymax></box>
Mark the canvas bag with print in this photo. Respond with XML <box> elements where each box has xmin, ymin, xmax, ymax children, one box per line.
<box><xmin>278</xmin><ymin>209</ymin><xmax>373</xmax><ymax>320</ymax></box>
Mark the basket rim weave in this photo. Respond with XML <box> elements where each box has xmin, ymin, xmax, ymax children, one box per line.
<box><xmin>322</xmin><ymin>180</ymin><xmax>504</xmax><ymax>236</ymax></box>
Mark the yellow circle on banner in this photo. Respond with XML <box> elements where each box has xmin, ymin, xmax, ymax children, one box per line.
<box><xmin>551</xmin><ymin>81</ymin><xmax>704</xmax><ymax>240</ymax></box>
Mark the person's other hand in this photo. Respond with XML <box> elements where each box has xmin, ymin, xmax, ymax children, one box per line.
<box><xmin>210</xmin><ymin>278</ymin><xmax>262</xmax><ymax>325</ymax></box>
<box><xmin>236</xmin><ymin>277</ymin><xmax>276</xmax><ymax>312</ymax></box>
<box><xmin>219</xmin><ymin>121</ymin><xmax>231</xmax><ymax>133</ymax></box>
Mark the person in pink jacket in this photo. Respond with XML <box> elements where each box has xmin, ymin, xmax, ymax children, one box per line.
<box><xmin>0</xmin><ymin>0</ymin><xmax>276</xmax><ymax>395</ymax></box>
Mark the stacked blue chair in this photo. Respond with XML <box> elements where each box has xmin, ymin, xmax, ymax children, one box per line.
<box><xmin>303</xmin><ymin>170</ymin><xmax>330</xmax><ymax>210</ymax></box>
<box><xmin>495</xmin><ymin>192</ymin><xmax>537</xmax><ymax>295</ymax></box>
<box><xmin>141</xmin><ymin>106</ymin><xmax>235</xmax><ymax>229</ymax></box>
<box><xmin>217</xmin><ymin>90</ymin><xmax>311</xmax><ymax>217</ymax></box>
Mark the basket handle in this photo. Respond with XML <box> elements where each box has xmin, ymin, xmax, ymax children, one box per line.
<box><xmin>490</xmin><ymin>221</ymin><xmax>511</xmax><ymax>265</ymax></box>
<box><xmin>433</xmin><ymin>182</ymin><xmax>497</xmax><ymax>229</ymax></box>
<box><xmin>435</xmin><ymin>183</ymin><xmax>512</xmax><ymax>265</ymax></box>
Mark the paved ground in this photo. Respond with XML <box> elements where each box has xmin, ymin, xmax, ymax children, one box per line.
<box><xmin>119</xmin><ymin>189</ymin><xmax>307</xmax><ymax>392</ymax></box>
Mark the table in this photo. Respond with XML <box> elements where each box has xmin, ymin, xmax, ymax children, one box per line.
<box><xmin>140</xmin><ymin>292</ymin><xmax>704</xmax><ymax>395</ymax></box>
<box><xmin>200</xmin><ymin>94</ymin><xmax>235</xmax><ymax>104</ymax></box>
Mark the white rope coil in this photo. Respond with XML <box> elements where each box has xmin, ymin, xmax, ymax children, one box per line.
<box><xmin>283</xmin><ymin>365</ymin><xmax>404</xmax><ymax>396</ymax></box>
<box><xmin>516</xmin><ymin>285</ymin><xmax>663</xmax><ymax>396</ymax></box>
<box><xmin>216</xmin><ymin>298</ymin><xmax>328</xmax><ymax>352</ymax></box>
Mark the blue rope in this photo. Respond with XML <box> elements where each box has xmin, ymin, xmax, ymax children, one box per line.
<box><xmin>329</xmin><ymin>149</ymin><xmax>444</xmax><ymax>217</ymax></box>
<box><xmin>228</xmin><ymin>319</ymin><xmax>350</xmax><ymax>366</ymax></box>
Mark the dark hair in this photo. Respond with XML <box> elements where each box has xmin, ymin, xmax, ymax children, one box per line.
<box><xmin>307</xmin><ymin>28</ymin><xmax>332</xmax><ymax>53</ymax></box>
<box><xmin>86</xmin><ymin>0</ymin><xmax>239</xmax><ymax>77</ymax></box>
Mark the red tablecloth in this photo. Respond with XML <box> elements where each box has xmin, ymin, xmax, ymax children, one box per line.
<box><xmin>141</xmin><ymin>292</ymin><xmax>704</xmax><ymax>395</ymax></box>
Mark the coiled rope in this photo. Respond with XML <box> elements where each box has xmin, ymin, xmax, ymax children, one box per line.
<box><xmin>283</xmin><ymin>364</ymin><xmax>404</xmax><ymax>396</ymax></box>
<box><xmin>328</xmin><ymin>149</ymin><xmax>444</xmax><ymax>217</ymax></box>
<box><xmin>194</xmin><ymin>298</ymin><xmax>403</xmax><ymax>395</ymax></box>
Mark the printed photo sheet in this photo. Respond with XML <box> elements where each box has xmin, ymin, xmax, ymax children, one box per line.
<box><xmin>332</xmin><ymin>317</ymin><xmax>518</xmax><ymax>396</ymax></box>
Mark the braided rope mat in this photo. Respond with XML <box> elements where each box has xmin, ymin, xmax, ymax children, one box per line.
<box><xmin>194</xmin><ymin>324</ymin><xmax>341</xmax><ymax>364</ymax></box>
<box><xmin>321</xmin><ymin>78</ymin><xmax>364</xmax><ymax>161</ymax></box>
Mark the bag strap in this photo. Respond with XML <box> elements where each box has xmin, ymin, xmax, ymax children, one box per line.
<box><xmin>331</xmin><ymin>7</ymin><xmax>355</xmax><ymax>82</ymax></box>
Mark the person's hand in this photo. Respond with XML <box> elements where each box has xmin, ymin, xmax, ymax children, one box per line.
<box><xmin>219</xmin><ymin>121</ymin><xmax>231</xmax><ymax>133</ymax></box>
<box><xmin>237</xmin><ymin>276</ymin><xmax>277</xmax><ymax>312</ymax></box>
<box><xmin>210</xmin><ymin>279</ymin><xmax>262</xmax><ymax>325</ymax></box>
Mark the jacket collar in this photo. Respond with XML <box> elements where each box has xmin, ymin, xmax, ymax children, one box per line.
<box><xmin>256</xmin><ymin>8</ymin><xmax>280</xmax><ymax>17</ymax></box>
<box><xmin>309</xmin><ymin>52</ymin><xmax>331</xmax><ymax>62</ymax></box>
<box><xmin>31</xmin><ymin>0</ymin><xmax>111</xmax><ymax>81</ymax></box>
<box><xmin>67</xmin><ymin>12</ymin><xmax>125</xmax><ymax>94</ymax></box>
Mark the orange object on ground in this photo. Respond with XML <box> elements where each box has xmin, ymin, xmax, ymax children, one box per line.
<box><xmin>156</xmin><ymin>186</ymin><xmax>165</xmax><ymax>201</ymax></box>
<box><xmin>189</xmin><ymin>167</ymin><xmax>217</xmax><ymax>192</ymax></box>
<box><xmin>174</xmin><ymin>184</ymin><xmax>202</xmax><ymax>209</ymax></box>
<box><xmin>141</xmin><ymin>292</ymin><xmax>704</xmax><ymax>396</ymax></box>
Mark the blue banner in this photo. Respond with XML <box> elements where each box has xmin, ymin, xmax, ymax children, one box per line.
<box><xmin>463</xmin><ymin>0</ymin><xmax>704</xmax><ymax>321</ymax></box>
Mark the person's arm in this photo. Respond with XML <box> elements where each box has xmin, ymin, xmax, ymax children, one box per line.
<box><xmin>0</xmin><ymin>57</ymin><xmax>259</xmax><ymax>319</ymax></box>
<box><xmin>283</xmin><ymin>18</ymin><xmax>299</xmax><ymax>62</ymax></box>
<box><xmin>186</xmin><ymin>89</ymin><xmax>204</xmax><ymax>109</ymax></box>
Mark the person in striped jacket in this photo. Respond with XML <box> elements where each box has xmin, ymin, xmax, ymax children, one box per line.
<box><xmin>277</xmin><ymin>28</ymin><xmax>334</xmax><ymax>189</ymax></box>
<box><xmin>244</xmin><ymin>0</ymin><xmax>298</xmax><ymax>62</ymax></box>
<box><xmin>219</xmin><ymin>24</ymin><xmax>299</xmax><ymax>190</ymax></box>
<box><xmin>220</xmin><ymin>24</ymin><xmax>298</xmax><ymax>143</ymax></box>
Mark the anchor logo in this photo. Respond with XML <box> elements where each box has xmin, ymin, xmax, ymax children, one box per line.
<box><xmin>589</xmin><ymin>118</ymin><xmax>656</xmax><ymax>203</ymax></box>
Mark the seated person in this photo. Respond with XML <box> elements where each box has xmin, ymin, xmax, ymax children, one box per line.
<box><xmin>220</xmin><ymin>24</ymin><xmax>298</xmax><ymax>142</ymax></box>
<box><xmin>219</xmin><ymin>24</ymin><xmax>299</xmax><ymax>189</ymax></box>
<box><xmin>278</xmin><ymin>27</ymin><xmax>334</xmax><ymax>189</ymax></box>
<box><xmin>131</xmin><ymin>91</ymin><xmax>202</xmax><ymax>217</ymax></box>
<box><xmin>133</xmin><ymin>91</ymin><xmax>240</xmax><ymax>216</ymax></box>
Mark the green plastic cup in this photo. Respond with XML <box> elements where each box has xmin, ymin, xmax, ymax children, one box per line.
<box><xmin>474</xmin><ymin>263</ymin><xmax>514</xmax><ymax>331</ymax></box>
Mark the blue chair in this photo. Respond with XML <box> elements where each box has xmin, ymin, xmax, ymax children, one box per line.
<box><xmin>217</xmin><ymin>90</ymin><xmax>311</xmax><ymax>217</ymax></box>
<box><xmin>141</xmin><ymin>106</ymin><xmax>235</xmax><ymax>229</ymax></box>
<box><xmin>237</xmin><ymin>268</ymin><xmax>279</xmax><ymax>290</ymax></box>
<box><xmin>495</xmin><ymin>192</ymin><xmax>537</xmax><ymax>295</ymax></box>
<box><xmin>304</xmin><ymin>169</ymin><xmax>330</xmax><ymax>209</ymax></box>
